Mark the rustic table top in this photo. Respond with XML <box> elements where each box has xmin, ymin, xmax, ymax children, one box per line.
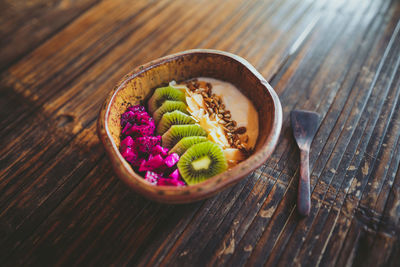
<box><xmin>1</xmin><ymin>0</ymin><xmax>400</xmax><ymax>266</ymax></box>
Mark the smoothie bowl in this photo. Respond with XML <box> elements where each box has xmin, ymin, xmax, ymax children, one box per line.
<box><xmin>97</xmin><ymin>49</ymin><xmax>282</xmax><ymax>203</ymax></box>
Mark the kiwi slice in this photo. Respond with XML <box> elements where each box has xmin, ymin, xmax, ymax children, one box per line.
<box><xmin>153</xmin><ymin>100</ymin><xmax>188</xmax><ymax>125</ymax></box>
<box><xmin>148</xmin><ymin>86</ymin><xmax>186</xmax><ymax>114</ymax></box>
<box><xmin>162</xmin><ymin>124</ymin><xmax>207</xmax><ymax>148</ymax></box>
<box><xmin>169</xmin><ymin>136</ymin><xmax>208</xmax><ymax>156</ymax></box>
<box><xmin>156</xmin><ymin>110</ymin><xmax>196</xmax><ymax>135</ymax></box>
<box><xmin>178</xmin><ymin>141</ymin><xmax>228</xmax><ymax>185</ymax></box>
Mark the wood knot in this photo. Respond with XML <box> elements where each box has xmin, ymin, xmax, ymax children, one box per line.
<box><xmin>56</xmin><ymin>114</ymin><xmax>75</xmax><ymax>127</ymax></box>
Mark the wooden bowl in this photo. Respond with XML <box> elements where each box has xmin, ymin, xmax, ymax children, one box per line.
<box><xmin>97</xmin><ymin>49</ymin><xmax>282</xmax><ymax>203</ymax></box>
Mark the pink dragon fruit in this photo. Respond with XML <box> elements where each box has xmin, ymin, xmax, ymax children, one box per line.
<box><xmin>121</xmin><ymin>110</ymin><xmax>150</xmax><ymax>127</ymax></box>
<box><xmin>169</xmin><ymin>169</ymin><xmax>180</xmax><ymax>180</ymax></box>
<box><xmin>139</xmin><ymin>154</ymin><xmax>164</xmax><ymax>172</ymax></box>
<box><xmin>157</xmin><ymin>178</ymin><xmax>185</xmax><ymax>186</ymax></box>
<box><xmin>121</xmin><ymin>111</ymin><xmax>136</xmax><ymax>128</ymax></box>
<box><xmin>124</xmin><ymin>123</ymin><xmax>155</xmax><ymax>137</ymax></box>
<box><xmin>120</xmin><ymin>136</ymin><xmax>134</xmax><ymax>151</ymax></box>
<box><xmin>134</xmin><ymin>112</ymin><xmax>153</xmax><ymax>124</ymax></box>
<box><xmin>119</xmin><ymin>105</ymin><xmax>185</xmax><ymax>187</ymax></box>
<box><xmin>121</xmin><ymin>122</ymin><xmax>132</xmax><ymax>136</ymax></box>
<box><xmin>151</xmin><ymin>145</ymin><xmax>169</xmax><ymax>157</ymax></box>
<box><xmin>133</xmin><ymin>158</ymin><xmax>146</xmax><ymax>167</ymax></box>
<box><xmin>164</xmin><ymin>153</ymin><xmax>180</xmax><ymax>168</ymax></box>
<box><xmin>145</xmin><ymin>171</ymin><xmax>161</xmax><ymax>185</ymax></box>
<box><xmin>127</xmin><ymin>105</ymin><xmax>145</xmax><ymax>113</ymax></box>
<box><xmin>139</xmin><ymin>160</ymin><xmax>148</xmax><ymax>172</ymax></box>
<box><xmin>121</xmin><ymin>107</ymin><xmax>155</xmax><ymax>137</ymax></box>
<box><xmin>120</xmin><ymin>146</ymin><xmax>138</xmax><ymax>164</ymax></box>
<box><xmin>135</xmin><ymin>136</ymin><xmax>161</xmax><ymax>153</ymax></box>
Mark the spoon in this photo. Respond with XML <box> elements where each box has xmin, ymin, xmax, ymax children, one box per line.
<box><xmin>290</xmin><ymin>110</ymin><xmax>320</xmax><ymax>216</ymax></box>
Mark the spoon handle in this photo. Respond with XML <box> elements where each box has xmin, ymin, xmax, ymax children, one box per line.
<box><xmin>298</xmin><ymin>149</ymin><xmax>311</xmax><ymax>216</ymax></box>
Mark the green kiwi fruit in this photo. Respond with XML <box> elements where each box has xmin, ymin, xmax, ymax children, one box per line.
<box><xmin>178</xmin><ymin>141</ymin><xmax>228</xmax><ymax>185</ymax></box>
<box><xmin>148</xmin><ymin>86</ymin><xmax>186</xmax><ymax>114</ymax></box>
<box><xmin>169</xmin><ymin>136</ymin><xmax>208</xmax><ymax>156</ymax></box>
<box><xmin>162</xmin><ymin>124</ymin><xmax>207</xmax><ymax>148</ymax></box>
<box><xmin>156</xmin><ymin>110</ymin><xmax>196</xmax><ymax>135</ymax></box>
<box><xmin>153</xmin><ymin>100</ymin><xmax>188</xmax><ymax>125</ymax></box>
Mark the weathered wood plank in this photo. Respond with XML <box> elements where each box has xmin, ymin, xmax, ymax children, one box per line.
<box><xmin>272</xmin><ymin>1</ymin><xmax>399</xmax><ymax>265</ymax></box>
<box><xmin>0</xmin><ymin>0</ymin><xmax>170</xmax><ymax>138</ymax></box>
<box><xmin>318</xmin><ymin>16</ymin><xmax>400</xmax><ymax>267</ymax></box>
<box><xmin>370</xmin><ymin>161</ymin><xmax>400</xmax><ymax>265</ymax></box>
<box><xmin>0</xmin><ymin>124</ymin><xmax>103</xmax><ymax>262</ymax></box>
<box><xmin>228</xmin><ymin>0</ymin><xmax>383</xmax><ymax>265</ymax></box>
<box><xmin>0</xmin><ymin>0</ymin><xmax>100</xmax><ymax>72</ymax></box>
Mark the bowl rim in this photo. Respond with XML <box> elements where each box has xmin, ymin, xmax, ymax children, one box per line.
<box><xmin>97</xmin><ymin>49</ymin><xmax>282</xmax><ymax>203</ymax></box>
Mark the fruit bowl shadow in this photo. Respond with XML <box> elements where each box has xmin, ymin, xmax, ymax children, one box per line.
<box><xmin>97</xmin><ymin>49</ymin><xmax>282</xmax><ymax>204</ymax></box>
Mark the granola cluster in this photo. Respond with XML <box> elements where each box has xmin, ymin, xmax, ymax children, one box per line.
<box><xmin>185</xmin><ymin>79</ymin><xmax>250</xmax><ymax>154</ymax></box>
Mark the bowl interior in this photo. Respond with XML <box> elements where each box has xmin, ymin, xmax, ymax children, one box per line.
<box><xmin>101</xmin><ymin>50</ymin><xmax>280</xmax><ymax>203</ymax></box>
<box><xmin>107</xmin><ymin>52</ymin><xmax>275</xmax><ymax>151</ymax></box>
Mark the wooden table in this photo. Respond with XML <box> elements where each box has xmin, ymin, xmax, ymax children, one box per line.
<box><xmin>1</xmin><ymin>0</ymin><xmax>400</xmax><ymax>266</ymax></box>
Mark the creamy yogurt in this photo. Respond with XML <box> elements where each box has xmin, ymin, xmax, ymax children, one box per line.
<box><xmin>197</xmin><ymin>77</ymin><xmax>259</xmax><ymax>149</ymax></box>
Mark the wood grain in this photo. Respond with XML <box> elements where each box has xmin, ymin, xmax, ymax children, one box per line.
<box><xmin>1</xmin><ymin>0</ymin><xmax>400</xmax><ymax>265</ymax></box>
<box><xmin>0</xmin><ymin>0</ymin><xmax>100</xmax><ymax>72</ymax></box>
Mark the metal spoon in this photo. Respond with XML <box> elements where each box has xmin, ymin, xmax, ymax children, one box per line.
<box><xmin>290</xmin><ymin>110</ymin><xmax>320</xmax><ymax>216</ymax></box>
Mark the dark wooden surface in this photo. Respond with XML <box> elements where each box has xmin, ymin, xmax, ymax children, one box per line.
<box><xmin>1</xmin><ymin>0</ymin><xmax>400</xmax><ymax>266</ymax></box>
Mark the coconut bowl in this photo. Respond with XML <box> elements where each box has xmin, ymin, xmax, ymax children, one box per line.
<box><xmin>97</xmin><ymin>49</ymin><xmax>282</xmax><ymax>204</ymax></box>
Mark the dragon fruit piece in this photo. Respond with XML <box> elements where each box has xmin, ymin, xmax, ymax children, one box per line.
<box><xmin>141</xmin><ymin>123</ymin><xmax>155</xmax><ymax>136</ymax></box>
<box><xmin>140</xmin><ymin>154</ymin><xmax>164</xmax><ymax>171</ymax></box>
<box><xmin>139</xmin><ymin>159</ymin><xmax>148</xmax><ymax>172</ymax></box>
<box><xmin>125</xmin><ymin>123</ymin><xmax>155</xmax><ymax>137</ymax></box>
<box><xmin>134</xmin><ymin>112</ymin><xmax>153</xmax><ymax>125</ymax></box>
<box><xmin>121</xmin><ymin>111</ymin><xmax>136</xmax><ymax>128</ymax></box>
<box><xmin>120</xmin><ymin>136</ymin><xmax>134</xmax><ymax>151</ymax></box>
<box><xmin>145</xmin><ymin>171</ymin><xmax>161</xmax><ymax>185</ymax></box>
<box><xmin>120</xmin><ymin>146</ymin><xmax>138</xmax><ymax>164</ymax></box>
<box><xmin>151</xmin><ymin>145</ymin><xmax>169</xmax><ymax>156</ymax></box>
<box><xmin>133</xmin><ymin>158</ymin><xmax>146</xmax><ymax>167</ymax></box>
<box><xmin>144</xmin><ymin>119</ymin><xmax>156</xmax><ymax>132</ymax></box>
<box><xmin>135</xmin><ymin>136</ymin><xmax>161</xmax><ymax>153</ymax></box>
<box><xmin>146</xmin><ymin>154</ymin><xmax>164</xmax><ymax>169</ymax></box>
<box><xmin>127</xmin><ymin>105</ymin><xmax>145</xmax><ymax>113</ymax></box>
<box><xmin>121</xmin><ymin>122</ymin><xmax>132</xmax><ymax>136</ymax></box>
<box><xmin>164</xmin><ymin>153</ymin><xmax>180</xmax><ymax>168</ymax></box>
<box><xmin>126</xmin><ymin>111</ymin><xmax>152</xmax><ymax>126</ymax></box>
<box><xmin>121</xmin><ymin>107</ymin><xmax>151</xmax><ymax>127</ymax></box>
<box><xmin>169</xmin><ymin>169</ymin><xmax>180</xmax><ymax>180</ymax></box>
<box><xmin>157</xmin><ymin>178</ymin><xmax>185</xmax><ymax>186</ymax></box>
<box><xmin>174</xmin><ymin>179</ymin><xmax>186</xmax><ymax>186</ymax></box>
